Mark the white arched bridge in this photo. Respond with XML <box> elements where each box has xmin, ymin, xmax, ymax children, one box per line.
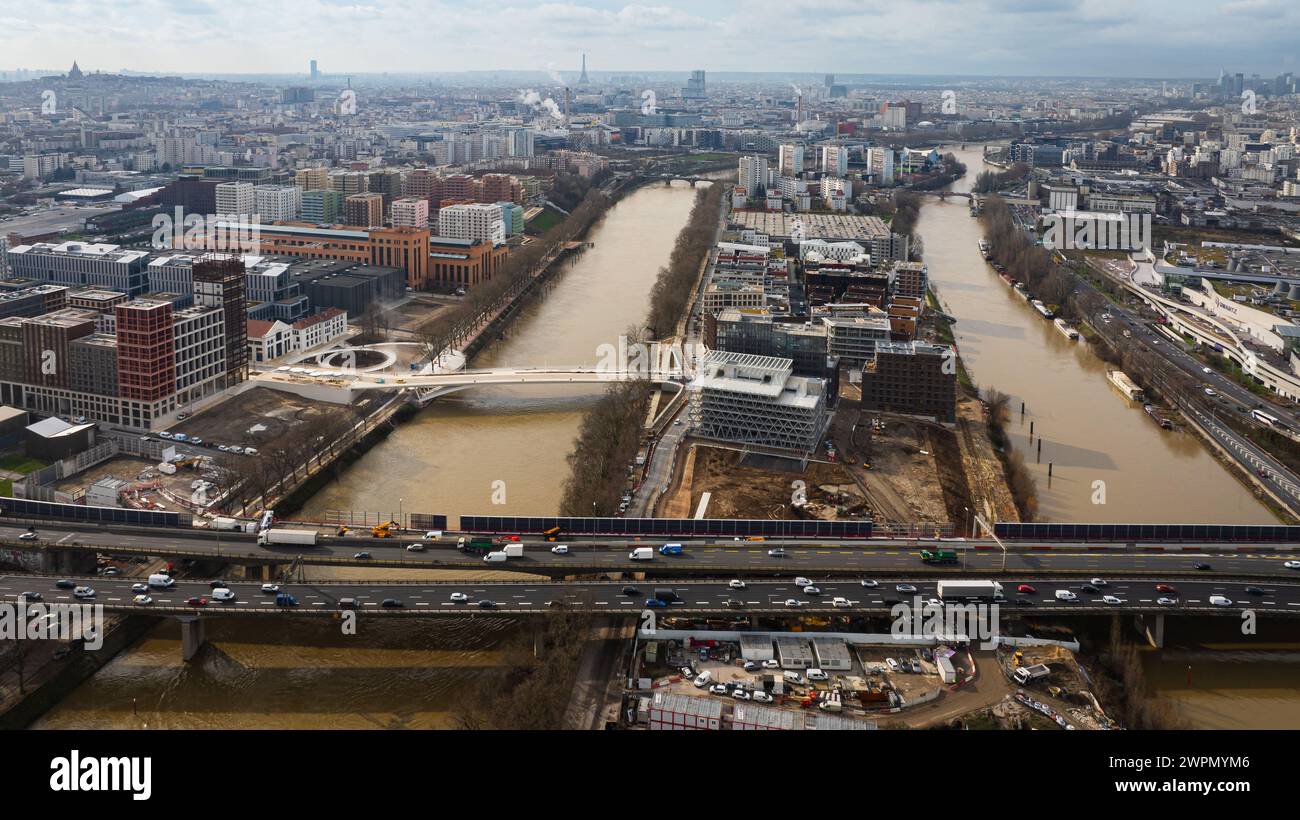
<box><xmin>250</xmin><ymin>363</ymin><xmax>689</xmax><ymax>405</ymax></box>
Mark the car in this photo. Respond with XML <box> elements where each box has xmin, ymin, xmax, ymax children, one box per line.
<box><xmin>1090</xmin><ymin>578</ymin><xmax>1108</xmax><ymax>587</ymax></box>
<box><xmin>209</xmin><ymin>579</ymin><xmax>231</xmax><ymax>589</ymax></box>
<box><xmin>1284</xmin><ymin>560</ymin><xmax>1300</xmax><ymax>569</ymax></box>
<box><xmin>1155</xmin><ymin>583</ymin><xmax>1178</xmax><ymax>594</ymax></box>
<box><xmin>621</xmin><ymin>585</ymin><xmax>640</xmax><ymax>596</ymax></box>
<box><xmin>1054</xmin><ymin>590</ymin><xmax>1078</xmax><ymax>601</ymax></box>
<box><xmin>449</xmin><ymin>592</ymin><xmax>469</xmax><ymax>603</ymax></box>
<box><xmin>859</xmin><ymin>579</ymin><xmax>878</xmax><ymax>588</ymax></box>
<box><xmin>477</xmin><ymin>600</ymin><xmax>496</xmax><ymax>609</ymax></box>
<box><xmin>885</xmin><ymin>657</ymin><xmax>900</xmax><ymax>671</ymax></box>
<box><xmin>99</xmin><ymin>567</ymin><xmax>121</xmax><ymax>576</ymax></box>
<box><xmin>1102</xmin><ymin>595</ymin><xmax>1122</xmax><ymax>605</ymax></box>
<box><xmin>1194</xmin><ymin>562</ymin><xmax>1212</xmax><ymax>571</ymax></box>
<box><xmin>794</xmin><ymin>577</ymin><xmax>812</xmax><ymax>587</ymax></box>
<box><xmin>767</xmin><ymin>548</ymin><xmax>786</xmax><ymax>557</ymax></box>
<box><xmin>709</xmin><ymin>684</ymin><xmax>728</xmax><ymax>695</ymax></box>
<box><xmin>55</xmin><ymin>579</ymin><xmax>75</xmax><ymax>590</ymax></box>
<box><xmin>211</xmin><ymin>588</ymin><xmax>236</xmax><ymax>602</ymax></box>
<box><xmin>895</xmin><ymin>583</ymin><xmax>917</xmax><ymax>594</ymax></box>
<box><xmin>803</xmin><ymin>585</ymin><xmax>821</xmax><ymax>595</ymax></box>
<box><xmin>550</xmin><ymin>545</ymin><xmax>569</xmax><ymax>555</ymax></box>
<box><xmin>1017</xmin><ymin>584</ymin><xmax>1037</xmax><ymax>594</ymax></box>
<box><xmin>1081</xmin><ymin>584</ymin><xmax>1099</xmax><ymax>594</ymax></box>
<box><xmin>644</xmin><ymin>598</ymin><xmax>667</xmax><ymax>608</ymax></box>
<box><xmin>19</xmin><ymin>591</ymin><xmax>41</xmax><ymax>602</ymax></box>
<box><xmin>125</xmin><ymin>582</ymin><xmax>148</xmax><ymax>594</ymax></box>
<box><xmin>1156</xmin><ymin>597</ymin><xmax>1178</xmax><ymax>607</ymax></box>
<box><xmin>831</xmin><ymin>597</ymin><xmax>851</xmax><ymax>608</ymax></box>
<box><xmin>1244</xmin><ymin>586</ymin><xmax>1265</xmax><ymax>596</ymax></box>
<box><xmin>1013</xmin><ymin>598</ymin><xmax>1035</xmax><ymax>607</ymax></box>
<box><xmin>261</xmin><ymin>584</ymin><xmax>280</xmax><ymax>593</ymax></box>
<box><xmin>761</xmin><ymin>659</ymin><xmax>780</xmax><ymax>669</ymax></box>
<box><xmin>1209</xmin><ymin>595</ymin><xmax>1233</xmax><ymax>607</ymax></box>
<box><xmin>693</xmin><ymin>672</ymin><xmax>712</xmax><ymax>688</ymax></box>
<box><xmin>732</xmin><ymin>689</ymin><xmax>751</xmax><ymax>701</ymax></box>
<box><xmin>784</xmin><ymin>598</ymin><xmax>803</xmax><ymax>608</ymax></box>
<box><xmin>177</xmin><ymin>412</ymin><xmax>191</xmax><ymax>420</ymax></box>
<box><xmin>218</xmin><ymin>445</ymin><xmax>230</xmax><ymax>452</ymax></box>
<box><xmin>545</xmin><ymin>600</ymin><xmax>563</xmax><ymax>608</ymax></box>
<box><xmin>353</xmin><ymin>552</ymin><xmax>371</xmax><ymax>560</ymax></box>
<box><xmin>752</xmin><ymin>691</ymin><xmax>774</xmax><ymax>703</ymax></box>
<box><xmin>190</xmin><ymin>437</ymin><xmax>203</xmax><ymax>445</ymax></box>
<box><xmin>728</xmin><ymin>579</ymin><xmax>746</xmax><ymax>589</ymax></box>
<box><xmin>133</xmin><ymin>594</ymin><xmax>153</xmax><ymax>606</ymax></box>
<box><xmin>743</xmin><ymin>660</ymin><xmax>758</xmax><ymax>671</ymax></box>
<box><xmin>73</xmin><ymin>586</ymin><xmax>95</xmax><ymax>599</ymax></box>
<box><xmin>1202</xmin><ymin>366</ymin><xmax>1213</xmax><ymax>374</ymax></box>
<box><xmin>18</xmin><ymin>531</ymin><xmax>38</xmax><ymax>541</ymax></box>
<box><xmin>725</xmin><ymin>599</ymin><xmax>744</xmax><ymax>609</ymax></box>
<box><xmin>229</xmin><ymin>446</ymin><xmax>244</xmax><ymax>454</ymax></box>
<box><xmin>186</xmin><ymin>596</ymin><xmax>207</xmax><ymax>607</ymax></box>
<box><xmin>158</xmin><ymin>431</ymin><xmax>173</xmax><ymax>439</ymax></box>
<box><xmin>405</xmin><ymin>543</ymin><xmax>426</xmax><ymax>552</ymax></box>
<box><xmin>421</xmin><ymin>531</ymin><xmax>441</xmax><ymax>540</ymax></box>
<box><xmin>381</xmin><ymin>598</ymin><xmax>403</xmax><ymax>608</ymax></box>
<box><xmin>1204</xmin><ymin>388</ymin><xmax>1216</xmax><ymax>397</ymax></box>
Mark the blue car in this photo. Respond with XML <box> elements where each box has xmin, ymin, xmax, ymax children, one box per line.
<box><xmin>644</xmin><ymin>598</ymin><xmax>667</xmax><ymax>608</ymax></box>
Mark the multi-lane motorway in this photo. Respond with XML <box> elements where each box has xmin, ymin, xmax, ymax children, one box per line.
<box><xmin>6</xmin><ymin>523</ymin><xmax>1300</xmax><ymax>578</ymax></box>
<box><xmin>3</xmin><ymin>573</ymin><xmax>1298</xmax><ymax>617</ymax></box>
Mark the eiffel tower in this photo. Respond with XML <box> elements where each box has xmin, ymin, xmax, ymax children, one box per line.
<box><xmin>578</xmin><ymin>53</ymin><xmax>589</xmax><ymax>86</ymax></box>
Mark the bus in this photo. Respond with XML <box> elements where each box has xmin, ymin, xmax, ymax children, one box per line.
<box><xmin>1252</xmin><ymin>409</ymin><xmax>1280</xmax><ymax>428</ymax></box>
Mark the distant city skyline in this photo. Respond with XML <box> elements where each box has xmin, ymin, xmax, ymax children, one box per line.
<box><xmin>1</xmin><ymin>0</ymin><xmax>1297</xmax><ymax>79</ymax></box>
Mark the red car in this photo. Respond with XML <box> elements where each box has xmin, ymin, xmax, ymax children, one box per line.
<box><xmin>186</xmin><ymin>596</ymin><xmax>208</xmax><ymax>607</ymax></box>
<box><xmin>502</xmin><ymin>535</ymin><xmax>521</xmax><ymax>542</ymax></box>
<box><xmin>1017</xmin><ymin>584</ymin><xmax>1037</xmax><ymax>595</ymax></box>
<box><xmin>1155</xmin><ymin>584</ymin><xmax>1177</xmax><ymax>594</ymax></box>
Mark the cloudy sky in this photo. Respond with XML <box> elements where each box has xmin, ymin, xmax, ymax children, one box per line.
<box><xmin>2</xmin><ymin>0</ymin><xmax>1297</xmax><ymax>78</ymax></box>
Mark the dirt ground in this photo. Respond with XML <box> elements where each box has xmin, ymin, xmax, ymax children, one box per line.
<box><xmin>168</xmin><ymin>387</ymin><xmax>363</xmax><ymax>450</ymax></box>
<box><xmin>385</xmin><ymin>295</ymin><xmax>450</xmax><ymax>337</ymax></box>
<box><xmin>678</xmin><ymin>446</ymin><xmax>870</xmax><ymax>521</ymax></box>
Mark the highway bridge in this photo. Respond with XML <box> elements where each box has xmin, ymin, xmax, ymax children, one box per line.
<box><xmin>6</xmin><ymin>523</ymin><xmax>1300</xmax><ymax>580</ymax></box>
<box><xmin>5</xmin><ymin>572</ymin><xmax>1295</xmax><ymax>660</ymax></box>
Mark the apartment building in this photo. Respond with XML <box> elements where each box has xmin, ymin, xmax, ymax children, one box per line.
<box><xmin>860</xmin><ymin>341</ymin><xmax>957</xmax><ymax>422</ymax></box>
<box><xmin>344</xmin><ymin>193</ymin><xmax>385</xmax><ymax>228</ymax></box>
<box><xmin>437</xmin><ymin>203</ymin><xmax>506</xmax><ymax>245</ymax></box>
<box><xmin>301</xmin><ymin>189</ymin><xmax>344</xmax><ymax>224</ymax></box>
<box><xmin>215</xmin><ymin>181</ymin><xmax>256</xmax><ymax>219</ymax></box>
<box><xmin>392</xmin><ymin>197</ymin><xmax>430</xmax><ymax>228</ymax></box>
<box><xmin>254</xmin><ymin>185</ymin><xmax>302</xmax><ymax>222</ymax></box>
<box><xmin>824</xmin><ymin>315</ymin><xmax>891</xmax><ymax>368</ymax></box>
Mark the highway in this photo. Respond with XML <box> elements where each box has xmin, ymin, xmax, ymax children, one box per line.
<box><xmin>6</xmin><ymin>523</ymin><xmax>1300</xmax><ymax>578</ymax></box>
<box><xmin>4</xmin><ymin>573</ymin><xmax>1299</xmax><ymax>617</ymax></box>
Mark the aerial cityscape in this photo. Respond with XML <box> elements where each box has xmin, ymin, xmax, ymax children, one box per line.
<box><xmin>0</xmin><ymin>0</ymin><xmax>1297</xmax><ymax>785</ymax></box>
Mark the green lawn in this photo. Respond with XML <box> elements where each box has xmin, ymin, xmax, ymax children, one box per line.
<box><xmin>0</xmin><ymin>478</ymin><xmax>11</xmax><ymax>497</ymax></box>
<box><xmin>526</xmin><ymin>207</ymin><xmax>565</xmax><ymax>235</ymax></box>
<box><xmin>0</xmin><ymin>454</ymin><xmax>48</xmax><ymax>474</ymax></box>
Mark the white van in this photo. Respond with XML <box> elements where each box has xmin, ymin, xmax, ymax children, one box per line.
<box><xmin>693</xmin><ymin>671</ymin><xmax>712</xmax><ymax>688</ymax></box>
<box><xmin>629</xmin><ymin>547</ymin><xmax>654</xmax><ymax>561</ymax></box>
<box><xmin>806</xmin><ymin>668</ymin><xmax>829</xmax><ymax>682</ymax></box>
<box><xmin>147</xmin><ymin>573</ymin><xmax>175</xmax><ymax>588</ymax></box>
<box><xmin>483</xmin><ymin>551</ymin><xmax>508</xmax><ymax>562</ymax></box>
<box><xmin>783</xmin><ymin>670</ymin><xmax>805</xmax><ymax>685</ymax></box>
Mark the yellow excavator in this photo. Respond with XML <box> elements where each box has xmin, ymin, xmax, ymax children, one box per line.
<box><xmin>371</xmin><ymin>520</ymin><xmax>401</xmax><ymax>538</ymax></box>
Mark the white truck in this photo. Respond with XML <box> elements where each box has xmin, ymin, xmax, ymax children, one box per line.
<box><xmin>935</xmin><ymin>580</ymin><xmax>1004</xmax><ymax>601</ymax></box>
<box><xmin>1014</xmin><ymin>663</ymin><xmax>1051</xmax><ymax>685</ymax></box>
<box><xmin>629</xmin><ymin>547</ymin><xmax>654</xmax><ymax>561</ymax></box>
<box><xmin>257</xmin><ymin>528</ymin><xmax>318</xmax><ymax>547</ymax></box>
<box><xmin>211</xmin><ymin>516</ymin><xmax>244</xmax><ymax>532</ymax></box>
<box><xmin>484</xmin><ymin>544</ymin><xmax>524</xmax><ymax>562</ymax></box>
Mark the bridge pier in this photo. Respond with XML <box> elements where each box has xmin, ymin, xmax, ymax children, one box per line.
<box><xmin>1134</xmin><ymin>613</ymin><xmax>1165</xmax><ymax>649</ymax></box>
<box><xmin>178</xmin><ymin>616</ymin><xmax>207</xmax><ymax>662</ymax></box>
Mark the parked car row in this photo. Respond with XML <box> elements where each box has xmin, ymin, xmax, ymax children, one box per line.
<box><xmin>155</xmin><ymin>430</ymin><xmax>258</xmax><ymax>456</ymax></box>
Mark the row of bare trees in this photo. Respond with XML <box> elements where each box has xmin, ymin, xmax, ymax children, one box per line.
<box><xmin>214</xmin><ymin>409</ymin><xmax>362</xmax><ymax>513</ymax></box>
<box><xmin>985</xmin><ymin>388</ymin><xmax>1039</xmax><ymax>521</ymax></box>
<box><xmin>644</xmin><ymin>181</ymin><xmax>726</xmax><ymax>337</ymax></box>
<box><xmin>980</xmin><ymin>196</ymin><xmax>1077</xmax><ymax>310</ymax></box>
<box><xmin>558</xmin><ymin>378</ymin><xmax>653</xmax><ymax>517</ymax></box>
<box><xmin>972</xmin><ymin>162</ymin><xmax>1030</xmax><ymax>194</ymax></box>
